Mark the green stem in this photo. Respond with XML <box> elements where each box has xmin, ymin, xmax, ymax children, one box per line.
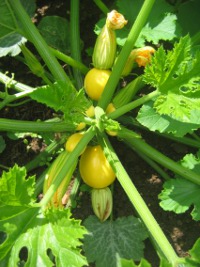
<box><xmin>118</xmin><ymin>127</ymin><xmax>200</xmax><ymax>185</ymax></box>
<box><xmin>50</xmin><ymin>47</ymin><xmax>89</xmax><ymax>75</ymax></box>
<box><xmin>0</xmin><ymin>72</ymin><xmax>33</xmax><ymax>92</ymax></box>
<box><xmin>119</xmin><ymin>116</ymin><xmax>200</xmax><ymax>149</ymax></box>
<box><xmin>0</xmin><ymin>118</ymin><xmax>75</xmax><ymax>132</ymax></box>
<box><xmin>110</xmin><ymin>90</ymin><xmax>159</xmax><ymax>120</ymax></box>
<box><xmin>99</xmin><ymin>133</ymin><xmax>179</xmax><ymax>265</ymax></box>
<box><xmin>8</xmin><ymin>0</ymin><xmax>71</xmax><ymax>84</ymax></box>
<box><xmin>39</xmin><ymin>126</ymin><xmax>95</xmax><ymax>207</ymax></box>
<box><xmin>0</xmin><ymin>88</ymin><xmax>36</xmax><ymax>110</ymax></box>
<box><xmin>191</xmin><ymin>132</ymin><xmax>200</xmax><ymax>142</ymax></box>
<box><xmin>25</xmin><ymin>135</ymin><xmax>67</xmax><ymax>172</ymax></box>
<box><xmin>70</xmin><ymin>0</ymin><xmax>83</xmax><ymax>88</ymax></box>
<box><xmin>98</xmin><ymin>0</ymin><xmax>155</xmax><ymax>109</ymax></box>
<box><xmin>135</xmin><ymin>150</ymin><xmax>171</xmax><ymax>180</ymax></box>
<box><xmin>93</xmin><ymin>0</ymin><xmax>109</xmax><ymax>14</ymax></box>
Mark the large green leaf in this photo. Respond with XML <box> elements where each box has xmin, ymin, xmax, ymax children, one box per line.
<box><xmin>38</xmin><ymin>16</ymin><xmax>71</xmax><ymax>54</ymax></box>
<box><xmin>0</xmin><ymin>208</ymin><xmax>88</xmax><ymax>267</ymax></box>
<box><xmin>30</xmin><ymin>80</ymin><xmax>91</xmax><ymax>123</ymax></box>
<box><xmin>0</xmin><ymin>0</ymin><xmax>36</xmax><ymax>57</ymax></box>
<box><xmin>143</xmin><ymin>36</ymin><xmax>200</xmax><ymax>123</ymax></box>
<box><xmin>0</xmin><ymin>164</ymin><xmax>35</xmax><ymax>207</ymax></box>
<box><xmin>116</xmin><ymin>0</ymin><xmax>180</xmax><ymax>47</ymax></box>
<box><xmin>159</xmin><ymin>151</ymin><xmax>200</xmax><ymax>220</ymax></box>
<box><xmin>83</xmin><ymin>215</ymin><xmax>148</xmax><ymax>267</ymax></box>
<box><xmin>0</xmin><ymin>165</ymin><xmax>88</xmax><ymax>267</ymax></box>
<box><xmin>94</xmin><ymin>0</ymin><xmax>179</xmax><ymax>48</ymax></box>
<box><xmin>137</xmin><ymin>101</ymin><xmax>199</xmax><ymax>137</ymax></box>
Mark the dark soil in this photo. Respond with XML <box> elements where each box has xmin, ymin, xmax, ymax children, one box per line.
<box><xmin>0</xmin><ymin>1</ymin><xmax>199</xmax><ymax>266</ymax></box>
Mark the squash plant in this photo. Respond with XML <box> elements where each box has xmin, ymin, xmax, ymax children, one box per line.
<box><xmin>0</xmin><ymin>0</ymin><xmax>200</xmax><ymax>266</ymax></box>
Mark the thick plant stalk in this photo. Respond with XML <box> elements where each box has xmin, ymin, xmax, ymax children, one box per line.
<box><xmin>70</xmin><ymin>0</ymin><xmax>83</xmax><ymax>88</ymax></box>
<box><xmin>0</xmin><ymin>118</ymin><xmax>74</xmax><ymax>132</ymax></box>
<box><xmin>8</xmin><ymin>0</ymin><xmax>71</xmax><ymax>84</ymax></box>
<box><xmin>98</xmin><ymin>0</ymin><xmax>155</xmax><ymax>109</ymax></box>
<box><xmin>93</xmin><ymin>0</ymin><xmax>109</xmax><ymax>14</ymax></box>
<box><xmin>119</xmin><ymin>115</ymin><xmax>200</xmax><ymax>149</ymax></box>
<box><xmin>118</xmin><ymin>127</ymin><xmax>200</xmax><ymax>186</ymax></box>
<box><xmin>109</xmin><ymin>90</ymin><xmax>160</xmax><ymax>120</ymax></box>
<box><xmin>98</xmin><ymin>133</ymin><xmax>181</xmax><ymax>265</ymax></box>
<box><xmin>50</xmin><ymin>47</ymin><xmax>89</xmax><ymax>75</ymax></box>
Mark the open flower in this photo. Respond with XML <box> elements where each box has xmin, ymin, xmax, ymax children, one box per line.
<box><xmin>106</xmin><ymin>10</ymin><xmax>128</xmax><ymax>30</ymax></box>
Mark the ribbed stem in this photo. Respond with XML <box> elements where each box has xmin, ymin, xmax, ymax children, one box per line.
<box><xmin>98</xmin><ymin>133</ymin><xmax>180</xmax><ymax>265</ymax></box>
<box><xmin>70</xmin><ymin>0</ymin><xmax>83</xmax><ymax>89</ymax></box>
<box><xmin>93</xmin><ymin>0</ymin><xmax>109</xmax><ymax>14</ymax></box>
<box><xmin>98</xmin><ymin>0</ymin><xmax>155</xmax><ymax>109</ymax></box>
<box><xmin>109</xmin><ymin>90</ymin><xmax>159</xmax><ymax>120</ymax></box>
<box><xmin>8</xmin><ymin>0</ymin><xmax>72</xmax><ymax>84</ymax></box>
<box><xmin>50</xmin><ymin>47</ymin><xmax>89</xmax><ymax>75</ymax></box>
<box><xmin>118</xmin><ymin>127</ymin><xmax>200</xmax><ymax>186</ymax></box>
<box><xmin>0</xmin><ymin>118</ymin><xmax>75</xmax><ymax>132</ymax></box>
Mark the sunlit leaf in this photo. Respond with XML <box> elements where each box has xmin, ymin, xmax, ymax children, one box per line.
<box><xmin>0</xmin><ymin>208</ymin><xmax>88</xmax><ymax>267</ymax></box>
<box><xmin>30</xmin><ymin>81</ymin><xmax>91</xmax><ymax>123</ymax></box>
<box><xmin>0</xmin><ymin>164</ymin><xmax>35</xmax><ymax>207</ymax></box>
<box><xmin>143</xmin><ymin>35</ymin><xmax>200</xmax><ymax>123</ymax></box>
<box><xmin>159</xmin><ymin>151</ymin><xmax>200</xmax><ymax>220</ymax></box>
<box><xmin>116</xmin><ymin>0</ymin><xmax>180</xmax><ymax>47</ymax></box>
<box><xmin>137</xmin><ymin>101</ymin><xmax>199</xmax><ymax>137</ymax></box>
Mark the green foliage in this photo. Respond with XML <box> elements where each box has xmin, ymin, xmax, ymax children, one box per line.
<box><xmin>30</xmin><ymin>81</ymin><xmax>91</xmax><ymax>123</ymax></box>
<box><xmin>38</xmin><ymin>16</ymin><xmax>71</xmax><ymax>54</ymax></box>
<box><xmin>0</xmin><ymin>165</ymin><xmax>88</xmax><ymax>267</ymax></box>
<box><xmin>0</xmin><ymin>164</ymin><xmax>36</xmax><ymax>207</ymax></box>
<box><xmin>159</xmin><ymin>151</ymin><xmax>200</xmax><ymax>220</ymax></box>
<box><xmin>117</xmin><ymin>257</ymin><xmax>151</xmax><ymax>267</ymax></box>
<box><xmin>94</xmin><ymin>0</ymin><xmax>179</xmax><ymax>47</ymax></box>
<box><xmin>116</xmin><ymin>0</ymin><xmax>180</xmax><ymax>47</ymax></box>
<box><xmin>0</xmin><ymin>0</ymin><xmax>200</xmax><ymax>266</ymax></box>
<box><xmin>0</xmin><ymin>0</ymin><xmax>36</xmax><ymax>56</ymax></box>
<box><xmin>142</xmin><ymin>35</ymin><xmax>200</xmax><ymax>123</ymax></box>
<box><xmin>137</xmin><ymin>101</ymin><xmax>199</xmax><ymax>137</ymax></box>
<box><xmin>83</xmin><ymin>215</ymin><xmax>148</xmax><ymax>267</ymax></box>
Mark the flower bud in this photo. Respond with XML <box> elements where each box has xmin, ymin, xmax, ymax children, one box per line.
<box><xmin>106</xmin><ymin>10</ymin><xmax>128</xmax><ymax>30</ymax></box>
<box><xmin>20</xmin><ymin>44</ymin><xmax>45</xmax><ymax>77</ymax></box>
<box><xmin>91</xmin><ymin>187</ymin><xmax>113</xmax><ymax>222</ymax></box>
<box><xmin>92</xmin><ymin>10</ymin><xmax>127</xmax><ymax>69</ymax></box>
<box><xmin>92</xmin><ymin>24</ymin><xmax>116</xmax><ymax>69</ymax></box>
<box><xmin>132</xmin><ymin>46</ymin><xmax>155</xmax><ymax>67</ymax></box>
